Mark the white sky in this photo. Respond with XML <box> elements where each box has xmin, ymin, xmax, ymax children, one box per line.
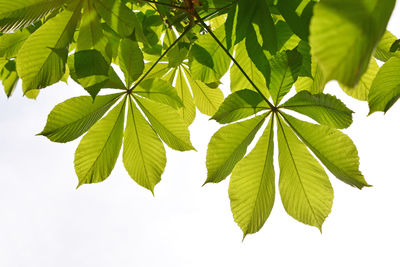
<box><xmin>1</xmin><ymin>5</ymin><xmax>400</xmax><ymax>267</ymax></box>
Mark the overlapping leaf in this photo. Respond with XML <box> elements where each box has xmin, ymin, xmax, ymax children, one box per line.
<box><xmin>0</xmin><ymin>0</ymin><xmax>66</xmax><ymax>32</ymax></box>
<box><xmin>369</xmin><ymin>56</ymin><xmax>400</xmax><ymax>114</ymax></box>
<box><xmin>16</xmin><ymin>0</ymin><xmax>81</xmax><ymax>92</ymax></box>
<box><xmin>310</xmin><ymin>0</ymin><xmax>395</xmax><ymax>87</ymax></box>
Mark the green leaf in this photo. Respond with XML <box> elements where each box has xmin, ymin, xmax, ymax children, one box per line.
<box><xmin>68</xmin><ymin>50</ymin><xmax>126</xmax><ymax>98</ymax></box>
<box><xmin>135</xmin><ymin>96</ymin><xmax>194</xmax><ymax>151</ymax></box>
<box><xmin>167</xmin><ymin>43</ymin><xmax>189</xmax><ymax>68</ymax></box>
<box><xmin>16</xmin><ymin>1</ymin><xmax>81</xmax><ymax>92</ymax></box>
<box><xmin>75</xmin><ymin>98</ymin><xmax>126</xmax><ymax>187</ymax></box>
<box><xmin>340</xmin><ymin>58</ymin><xmax>379</xmax><ymax>101</ymax></box>
<box><xmin>281</xmin><ymin>91</ymin><xmax>353</xmax><ymax>129</ymax></box>
<box><xmin>95</xmin><ymin>0</ymin><xmax>137</xmax><ymax>37</ymax></box>
<box><xmin>275</xmin><ymin>20</ymin><xmax>301</xmax><ymax>52</ymax></box>
<box><xmin>189</xmin><ymin>25</ymin><xmax>231</xmax><ymax>83</ymax></box>
<box><xmin>281</xmin><ymin>113</ymin><xmax>369</xmax><ymax>189</ymax></box>
<box><xmin>39</xmin><ymin>93</ymin><xmax>122</xmax><ymax>143</ymax></box>
<box><xmin>276</xmin><ymin>0</ymin><xmax>314</xmax><ymax>41</ymax></box>
<box><xmin>134</xmin><ymin>78</ymin><xmax>183</xmax><ymax>109</ymax></box>
<box><xmin>119</xmin><ymin>39</ymin><xmax>144</xmax><ymax>88</ymax></box>
<box><xmin>268</xmin><ymin>50</ymin><xmax>302</xmax><ymax>105</ymax></box>
<box><xmin>244</xmin><ymin>27</ymin><xmax>271</xmax><ymax>97</ymax></box>
<box><xmin>277</xmin><ymin>115</ymin><xmax>333</xmax><ymax>230</ymax></box>
<box><xmin>74</xmin><ymin>49</ymin><xmax>109</xmax><ymax>78</ymax></box>
<box><xmin>0</xmin><ymin>30</ymin><xmax>30</xmax><ymax>59</ymax></box>
<box><xmin>142</xmin><ymin>62</ymin><xmax>170</xmax><ymax>81</ymax></box>
<box><xmin>211</xmin><ymin>89</ymin><xmax>267</xmax><ymax>124</ymax></box>
<box><xmin>375</xmin><ymin>31</ymin><xmax>400</xmax><ymax>62</ymax></box>
<box><xmin>226</xmin><ymin>0</ymin><xmax>277</xmax><ymax>52</ymax></box>
<box><xmin>175</xmin><ymin>67</ymin><xmax>196</xmax><ymax>125</ymax></box>
<box><xmin>123</xmin><ymin>97</ymin><xmax>166</xmax><ymax>193</ymax></box>
<box><xmin>0</xmin><ymin>0</ymin><xmax>66</xmax><ymax>32</ymax></box>
<box><xmin>0</xmin><ymin>60</ymin><xmax>18</xmax><ymax>97</ymax></box>
<box><xmin>184</xmin><ymin>67</ymin><xmax>224</xmax><ymax>116</ymax></box>
<box><xmin>295</xmin><ymin>63</ymin><xmax>325</xmax><ymax>94</ymax></box>
<box><xmin>206</xmin><ymin>114</ymin><xmax>266</xmax><ymax>184</ymax></box>
<box><xmin>229</xmin><ymin>117</ymin><xmax>275</xmax><ymax>237</ymax></box>
<box><xmin>77</xmin><ymin>0</ymin><xmax>111</xmax><ymax>61</ymax></box>
<box><xmin>230</xmin><ymin>40</ymin><xmax>268</xmax><ymax>95</ymax></box>
<box><xmin>310</xmin><ymin>0</ymin><xmax>396</xmax><ymax>87</ymax></box>
<box><xmin>369</xmin><ymin>56</ymin><xmax>400</xmax><ymax>114</ymax></box>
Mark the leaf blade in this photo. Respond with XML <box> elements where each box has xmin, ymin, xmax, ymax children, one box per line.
<box><xmin>229</xmin><ymin>117</ymin><xmax>275</xmax><ymax>237</ymax></box>
<box><xmin>74</xmin><ymin>98</ymin><xmax>126</xmax><ymax>186</ymax></box>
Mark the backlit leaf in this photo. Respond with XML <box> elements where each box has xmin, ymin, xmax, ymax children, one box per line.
<box><xmin>281</xmin><ymin>91</ymin><xmax>353</xmax><ymax>129</ymax></box>
<box><xmin>310</xmin><ymin>0</ymin><xmax>395</xmax><ymax>87</ymax></box>
<box><xmin>211</xmin><ymin>89</ymin><xmax>267</xmax><ymax>124</ymax></box>
<box><xmin>39</xmin><ymin>93</ymin><xmax>122</xmax><ymax>143</ymax></box>
<box><xmin>123</xmin><ymin>97</ymin><xmax>166</xmax><ymax>193</ymax></box>
<box><xmin>16</xmin><ymin>1</ymin><xmax>81</xmax><ymax>92</ymax></box>
<box><xmin>369</xmin><ymin>56</ymin><xmax>400</xmax><ymax>114</ymax></box>
<box><xmin>75</xmin><ymin>98</ymin><xmax>126</xmax><ymax>186</ymax></box>
<box><xmin>229</xmin><ymin>117</ymin><xmax>275</xmax><ymax>237</ymax></box>
<box><xmin>206</xmin><ymin>114</ymin><xmax>266</xmax><ymax>184</ymax></box>
<box><xmin>282</xmin><ymin>113</ymin><xmax>369</xmax><ymax>189</ymax></box>
<box><xmin>135</xmin><ymin>96</ymin><xmax>194</xmax><ymax>151</ymax></box>
<box><xmin>277</xmin><ymin>115</ymin><xmax>333</xmax><ymax>230</ymax></box>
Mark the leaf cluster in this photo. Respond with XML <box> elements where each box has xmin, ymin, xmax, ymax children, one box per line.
<box><xmin>1</xmin><ymin>0</ymin><xmax>399</xmax><ymax>236</ymax></box>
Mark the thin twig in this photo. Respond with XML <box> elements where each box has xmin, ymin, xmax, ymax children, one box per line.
<box><xmin>194</xmin><ymin>15</ymin><xmax>276</xmax><ymax>110</ymax></box>
<box><xmin>129</xmin><ymin>26</ymin><xmax>192</xmax><ymax>92</ymax></box>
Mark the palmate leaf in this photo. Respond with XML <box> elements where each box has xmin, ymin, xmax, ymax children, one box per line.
<box><xmin>39</xmin><ymin>93</ymin><xmax>122</xmax><ymax>143</ymax></box>
<box><xmin>205</xmin><ymin>114</ymin><xmax>266</xmax><ymax>184</ymax></box>
<box><xmin>0</xmin><ymin>0</ymin><xmax>67</xmax><ymax>33</ymax></box>
<box><xmin>211</xmin><ymin>89</ymin><xmax>268</xmax><ymax>124</ymax></box>
<box><xmin>310</xmin><ymin>0</ymin><xmax>395</xmax><ymax>87</ymax></box>
<box><xmin>340</xmin><ymin>58</ymin><xmax>379</xmax><ymax>101</ymax></box>
<box><xmin>282</xmin><ymin>113</ymin><xmax>369</xmax><ymax>189</ymax></box>
<box><xmin>281</xmin><ymin>91</ymin><xmax>353</xmax><ymax>129</ymax></box>
<box><xmin>123</xmin><ymin>97</ymin><xmax>166</xmax><ymax>193</ymax></box>
<box><xmin>135</xmin><ymin>96</ymin><xmax>194</xmax><ymax>151</ymax></box>
<box><xmin>369</xmin><ymin>56</ymin><xmax>400</xmax><ymax>114</ymax></box>
<box><xmin>16</xmin><ymin>0</ymin><xmax>81</xmax><ymax>92</ymax></box>
<box><xmin>75</xmin><ymin>98</ymin><xmax>126</xmax><ymax>187</ymax></box>
<box><xmin>229</xmin><ymin>117</ymin><xmax>275</xmax><ymax>237</ymax></box>
<box><xmin>277</xmin><ymin>115</ymin><xmax>333</xmax><ymax>230</ymax></box>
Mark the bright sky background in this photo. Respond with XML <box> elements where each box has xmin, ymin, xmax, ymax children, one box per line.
<box><xmin>1</xmin><ymin>5</ymin><xmax>400</xmax><ymax>267</ymax></box>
